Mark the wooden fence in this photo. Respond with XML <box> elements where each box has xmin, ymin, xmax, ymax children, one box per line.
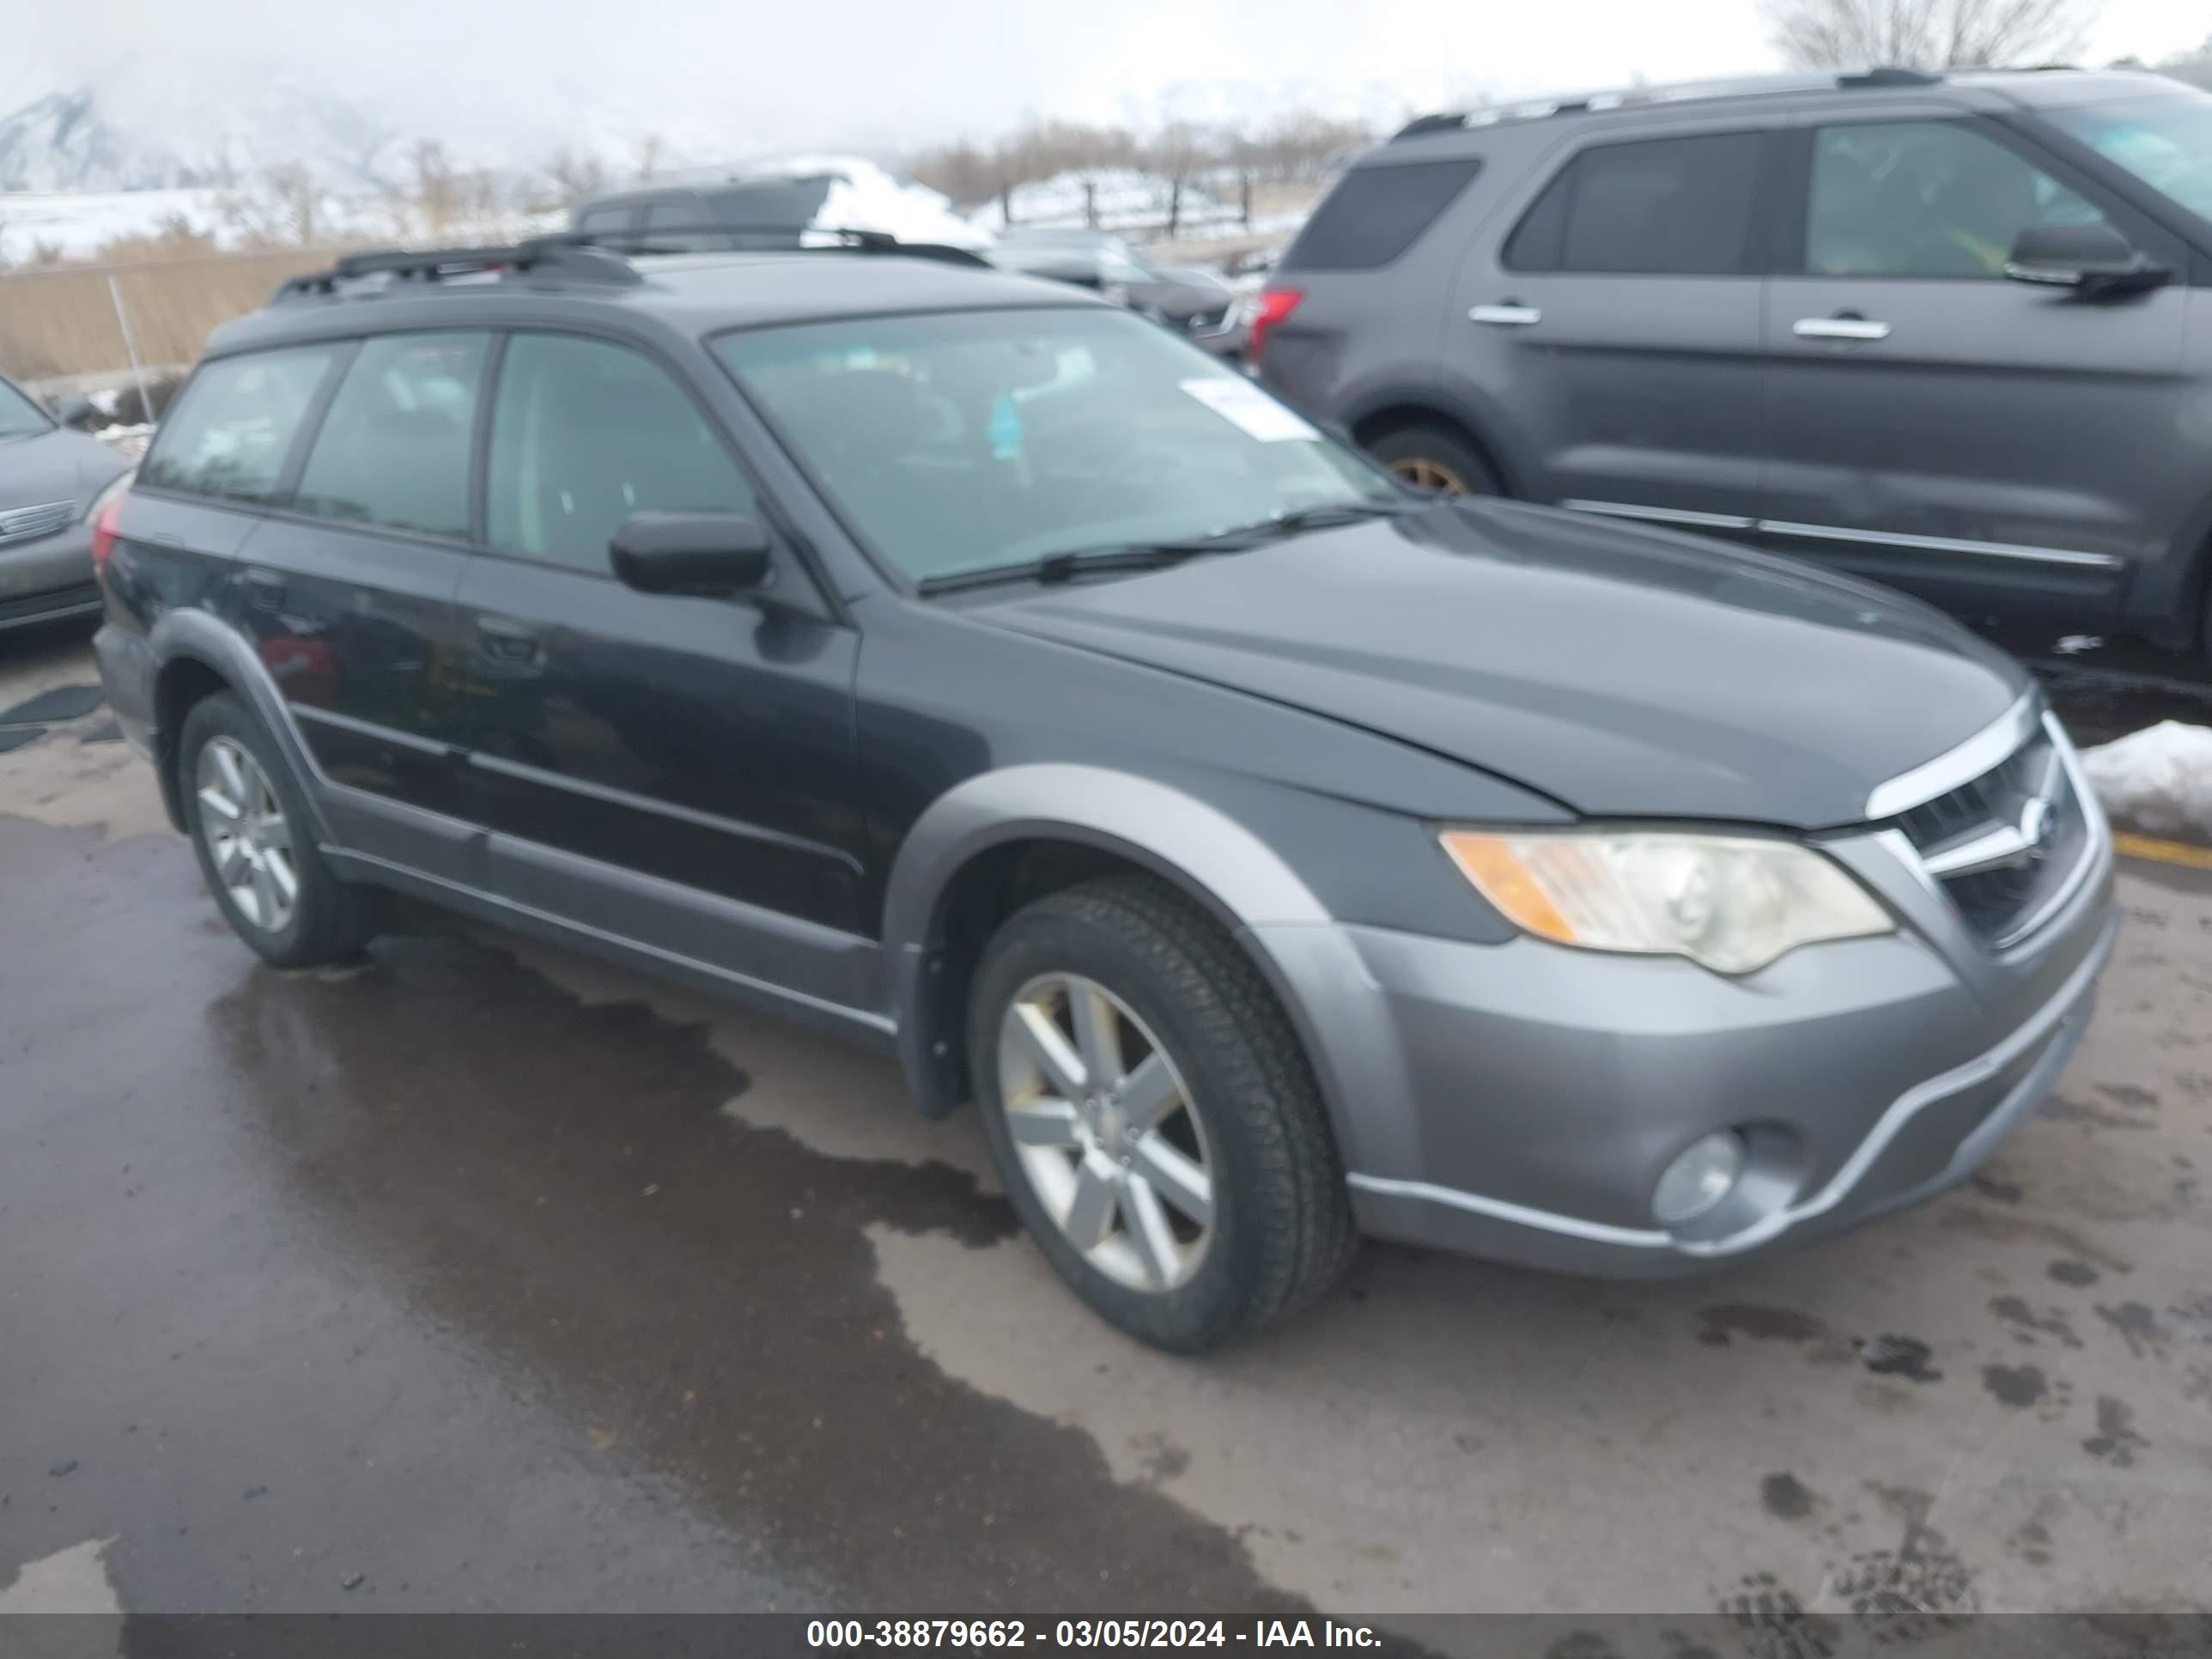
<box><xmin>0</xmin><ymin>246</ymin><xmax>346</xmax><ymax>383</ymax></box>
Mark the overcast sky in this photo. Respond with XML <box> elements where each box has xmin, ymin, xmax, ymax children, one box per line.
<box><xmin>15</xmin><ymin>0</ymin><xmax>2211</xmax><ymax>161</ymax></box>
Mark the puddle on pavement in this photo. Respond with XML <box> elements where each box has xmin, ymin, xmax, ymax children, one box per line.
<box><xmin>198</xmin><ymin>919</ymin><xmax>1305</xmax><ymax>1612</ymax></box>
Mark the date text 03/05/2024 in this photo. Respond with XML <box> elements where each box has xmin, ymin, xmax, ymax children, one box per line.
<box><xmin>805</xmin><ymin>1620</ymin><xmax>1384</xmax><ymax>1650</ymax></box>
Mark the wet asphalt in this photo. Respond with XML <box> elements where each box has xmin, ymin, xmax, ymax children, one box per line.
<box><xmin>2</xmin><ymin>623</ymin><xmax>2210</xmax><ymax>1624</ymax></box>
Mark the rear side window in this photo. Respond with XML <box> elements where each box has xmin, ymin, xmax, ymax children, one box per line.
<box><xmin>575</xmin><ymin>204</ymin><xmax>631</xmax><ymax>234</ymax></box>
<box><xmin>642</xmin><ymin>197</ymin><xmax>717</xmax><ymax>252</ymax></box>
<box><xmin>485</xmin><ymin>332</ymin><xmax>754</xmax><ymax>573</ymax></box>
<box><xmin>1283</xmin><ymin>159</ymin><xmax>1481</xmax><ymax>270</ymax></box>
<box><xmin>294</xmin><ymin>332</ymin><xmax>489</xmax><ymax>538</ymax></box>
<box><xmin>138</xmin><ymin>346</ymin><xmax>338</xmax><ymax>503</ymax></box>
<box><xmin>1504</xmin><ymin>132</ymin><xmax>1764</xmax><ymax>276</ymax></box>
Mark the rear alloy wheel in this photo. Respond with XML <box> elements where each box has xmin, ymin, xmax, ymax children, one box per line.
<box><xmin>196</xmin><ymin>736</ymin><xmax>298</xmax><ymax>934</ymax></box>
<box><xmin>969</xmin><ymin>875</ymin><xmax>1357</xmax><ymax>1352</ymax></box>
<box><xmin>997</xmin><ymin>971</ymin><xmax>1215</xmax><ymax>1294</ymax></box>
<box><xmin>1365</xmin><ymin>422</ymin><xmax>1500</xmax><ymax>498</ymax></box>
<box><xmin>180</xmin><ymin>692</ymin><xmax>377</xmax><ymax>969</ymax></box>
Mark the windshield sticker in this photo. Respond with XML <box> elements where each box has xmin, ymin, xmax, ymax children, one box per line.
<box><xmin>1180</xmin><ymin>377</ymin><xmax>1319</xmax><ymax>442</ymax></box>
<box><xmin>988</xmin><ymin>392</ymin><xmax>1024</xmax><ymax>459</ymax></box>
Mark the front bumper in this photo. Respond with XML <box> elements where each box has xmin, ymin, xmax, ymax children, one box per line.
<box><xmin>1250</xmin><ymin>802</ymin><xmax>2118</xmax><ymax>1278</ymax></box>
<box><xmin>0</xmin><ymin>519</ymin><xmax>99</xmax><ymax>632</ymax></box>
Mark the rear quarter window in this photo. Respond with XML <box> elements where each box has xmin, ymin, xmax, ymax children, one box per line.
<box><xmin>137</xmin><ymin>345</ymin><xmax>340</xmax><ymax>504</ymax></box>
<box><xmin>1282</xmin><ymin>158</ymin><xmax>1483</xmax><ymax>270</ymax></box>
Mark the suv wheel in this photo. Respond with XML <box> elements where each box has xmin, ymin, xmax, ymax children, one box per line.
<box><xmin>968</xmin><ymin>875</ymin><xmax>1356</xmax><ymax>1352</ymax></box>
<box><xmin>1366</xmin><ymin>422</ymin><xmax>1500</xmax><ymax>497</ymax></box>
<box><xmin>180</xmin><ymin>693</ymin><xmax>376</xmax><ymax>969</ymax></box>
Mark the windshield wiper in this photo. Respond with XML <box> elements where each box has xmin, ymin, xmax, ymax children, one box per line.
<box><xmin>913</xmin><ymin>500</ymin><xmax>1416</xmax><ymax>598</ymax></box>
<box><xmin>916</xmin><ymin>540</ymin><xmax>1230</xmax><ymax>596</ymax></box>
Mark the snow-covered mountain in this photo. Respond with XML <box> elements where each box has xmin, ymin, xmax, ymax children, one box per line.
<box><xmin>0</xmin><ymin>64</ymin><xmax>410</xmax><ymax>194</ymax></box>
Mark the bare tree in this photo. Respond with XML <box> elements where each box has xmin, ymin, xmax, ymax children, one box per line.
<box><xmin>633</xmin><ymin>133</ymin><xmax>665</xmax><ymax>183</ymax></box>
<box><xmin>545</xmin><ymin>149</ymin><xmax>607</xmax><ymax>206</ymax></box>
<box><xmin>265</xmin><ymin>164</ymin><xmax>324</xmax><ymax>246</ymax></box>
<box><xmin>1764</xmin><ymin>0</ymin><xmax>2098</xmax><ymax>70</ymax></box>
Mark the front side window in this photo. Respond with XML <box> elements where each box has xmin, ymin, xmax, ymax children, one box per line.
<box><xmin>1804</xmin><ymin>121</ymin><xmax>2101</xmax><ymax>279</ymax></box>
<box><xmin>2047</xmin><ymin>93</ymin><xmax>2212</xmax><ymax>224</ymax></box>
<box><xmin>138</xmin><ymin>346</ymin><xmax>338</xmax><ymax>503</ymax></box>
<box><xmin>1505</xmin><ymin>133</ymin><xmax>1762</xmax><ymax>276</ymax></box>
<box><xmin>293</xmin><ymin>332</ymin><xmax>488</xmax><ymax>539</ymax></box>
<box><xmin>714</xmin><ymin>307</ymin><xmax>1396</xmax><ymax>586</ymax></box>
<box><xmin>486</xmin><ymin>332</ymin><xmax>755</xmax><ymax>572</ymax></box>
<box><xmin>0</xmin><ymin>377</ymin><xmax>52</xmax><ymax>439</ymax></box>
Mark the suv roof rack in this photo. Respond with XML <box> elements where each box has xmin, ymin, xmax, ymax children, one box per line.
<box><xmin>1390</xmin><ymin>64</ymin><xmax>1948</xmax><ymax>140</ymax></box>
<box><xmin>271</xmin><ymin>225</ymin><xmax>991</xmax><ymax>304</ymax></box>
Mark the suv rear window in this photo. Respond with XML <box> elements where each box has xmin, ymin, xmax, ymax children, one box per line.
<box><xmin>1282</xmin><ymin>159</ymin><xmax>1481</xmax><ymax>270</ymax></box>
<box><xmin>1504</xmin><ymin>132</ymin><xmax>1764</xmax><ymax>276</ymax></box>
<box><xmin>138</xmin><ymin>346</ymin><xmax>339</xmax><ymax>504</ymax></box>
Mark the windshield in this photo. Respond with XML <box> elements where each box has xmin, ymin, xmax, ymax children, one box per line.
<box><xmin>0</xmin><ymin>377</ymin><xmax>54</xmax><ymax>439</ymax></box>
<box><xmin>714</xmin><ymin>307</ymin><xmax>1396</xmax><ymax>586</ymax></box>
<box><xmin>2049</xmin><ymin>93</ymin><xmax>2212</xmax><ymax>222</ymax></box>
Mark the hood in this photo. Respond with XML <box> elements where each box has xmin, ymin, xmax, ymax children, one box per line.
<box><xmin>971</xmin><ymin>500</ymin><xmax>2028</xmax><ymax>830</ymax></box>
<box><xmin>0</xmin><ymin>426</ymin><xmax>128</xmax><ymax>515</ymax></box>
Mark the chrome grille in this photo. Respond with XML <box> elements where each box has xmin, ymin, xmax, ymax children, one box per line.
<box><xmin>1890</xmin><ymin>727</ymin><xmax>2088</xmax><ymax>948</ymax></box>
<box><xmin>0</xmin><ymin>500</ymin><xmax>75</xmax><ymax>547</ymax></box>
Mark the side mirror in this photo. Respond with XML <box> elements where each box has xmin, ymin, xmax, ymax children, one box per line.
<box><xmin>2004</xmin><ymin>222</ymin><xmax>2169</xmax><ymax>299</ymax></box>
<box><xmin>52</xmin><ymin>397</ymin><xmax>99</xmax><ymax>430</ymax></box>
<box><xmin>610</xmin><ymin>511</ymin><xmax>772</xmax><ymax>597</ymax></box>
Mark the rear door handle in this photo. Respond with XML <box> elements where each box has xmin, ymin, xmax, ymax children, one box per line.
<box><xmin>1794</xmin><ymin>315</ymin><xmax>1890</xmax><ymax>341</ymax></box>
<box><xmin>1468</xmin><ymin>303</ymin><xmax>1541</xmax><ymax>327</ymax></box>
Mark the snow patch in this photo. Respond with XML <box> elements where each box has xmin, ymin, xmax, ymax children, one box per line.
<box><xmin>736</xmin><ymin>155</ymin><xmax>992</xmax><ymax>251</ymax></box>
<box><xmin>967</xmin><ymin>167</ymin><xmax>1243</xmax><ymax>240</ymax></box>
<box><xmin>2080</xmin><ymin>720</ymin><xmax>2212</xmax><ymax>840</ymax></box>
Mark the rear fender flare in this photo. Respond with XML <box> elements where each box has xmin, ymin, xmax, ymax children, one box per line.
<box><xmin>149</xmin><ymin>610</ymin><xmax>337</xmax><ymax>848</ymax></box>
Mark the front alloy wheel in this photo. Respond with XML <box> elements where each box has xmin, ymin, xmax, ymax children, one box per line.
<box><xmin>997</xmin><ymin>972</ymin><xmax>1214</xmax><ymax>1293</ymax></box>
<box><xmin>195</xmin><ymin>735</ymin><xmax>298</xmax><ymax>933</ymax></box>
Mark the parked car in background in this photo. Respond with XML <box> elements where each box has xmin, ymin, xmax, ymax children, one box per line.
<box><xmin>93</xmin><ymin>234</ymin><xmax>2112</xmax><ymax>1351</ymax></box>
<box><xmin>988</xmin><ymin>228</ymin><xmax>1249</xmax><ymax>357</ymax></box>
<box><xmin>0</xmin><ymin>371</ymin><xmax>132</xmax><ymax>634</ymax></box>
<box><xmin>1254</xmin><ymin>68</ymin><xmax>2212</xmax><ymax>659</ymax></box>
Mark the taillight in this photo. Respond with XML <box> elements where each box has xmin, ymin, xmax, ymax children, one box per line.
<box><xmin>1247</xmin><ymin>287</ymin><xmax>1304</xmax><ymax>365</ymax></box>
<box><xmin>90</xmin><ymin>493</ymin><xmax>126</xmax><ymax>574</ymax></box>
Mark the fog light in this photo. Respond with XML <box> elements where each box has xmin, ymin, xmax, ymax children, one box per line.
<box><xmin>1652</xmin><ymin>1131</ymin><xmax>1746</xmax><ymax>1226</ymax></box>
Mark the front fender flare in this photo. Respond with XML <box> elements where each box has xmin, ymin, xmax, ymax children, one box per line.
<box><xmin>882</xmin><ymin>763</ymin><xmax>1366</xmax><ymax>1127</ymax></box>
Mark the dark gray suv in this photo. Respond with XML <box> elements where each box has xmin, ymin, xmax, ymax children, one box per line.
<box><xmin>1254</xmin><ymin>68</ymin><xmax>2212</xmax><ymax>656</ymax></box>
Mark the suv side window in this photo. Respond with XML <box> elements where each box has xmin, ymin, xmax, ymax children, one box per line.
<box><xmin>576</xmin><ymin>204</ymin><xmax>632</xmax><ymax>235</ymax></box>
<box><xmin>293</xmin><ymin>332</ymin><xmax>489</xmax><ymax>539</ymax></box>
<box><xmin>137</xmin><ymin>346</ymin><xmax>339</xmax><ymax>503</ymax></box>
<box><xmin>1803</xmin><ymin>121</ymin><xmax>2101</xmax><ymax>279</ymax></box>
<box><xmin>1503</xmin><ymin>132</ymin><xmax>1764</xmax><ymax>276</ymax></box>
<box><xmin>485</xmin><ymin>331</ymin><xmax>755</xmax><ymax>573</ymax></box>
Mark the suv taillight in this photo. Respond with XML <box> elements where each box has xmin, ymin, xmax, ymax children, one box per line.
<box><xmin>1247</xmin><ymin>287</ymin><xmax>1304</xmax><ymax>365</ymax></box>
<box><xmin>90</xmin><ymin>493</ymin><xmax>126</xmax><ymax>574</ymax></box>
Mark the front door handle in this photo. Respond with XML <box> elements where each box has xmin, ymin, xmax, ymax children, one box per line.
<box><xmin>1469</xmin><ymin>302</ymin><xmax>1541</xmax><ymax>327</ymax></box>
<box><xmin>1794</xmin><ymin>314</ymin><xmax>1891</xmax><ymax>341</ymax></box>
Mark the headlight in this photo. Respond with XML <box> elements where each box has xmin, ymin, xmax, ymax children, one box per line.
<box><xmin>1439</xmin><ymin>829</ymin><xmax>1892</xmax><ymax>975</ymax></box>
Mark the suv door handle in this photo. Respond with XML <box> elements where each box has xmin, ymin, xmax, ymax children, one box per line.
<box><xmin>1794</xmin><ymin>314</ymin><xmax>1890</xmax><ymax>341</ymax></box>
<box><xmin>1469</xmin><ymin>303</ymin><xmax>1541</xmax><ymax>327</ymax></box>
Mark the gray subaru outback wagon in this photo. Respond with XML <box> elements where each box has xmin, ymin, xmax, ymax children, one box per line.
<box><xmin>1255</xmin><ymin>68</ymin><xmax>2212</xmax><ymax>657</ymax></box>
<box><xmin>94</xmin><ymin>234</ymin><xmax>2115</xmax><ymax>1350</ymax></box>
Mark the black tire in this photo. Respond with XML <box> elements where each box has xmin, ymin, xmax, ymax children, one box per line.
<box><xmin>967</xmin><ymin>874</ymin><xmax>1357</xmax><ymax>1352</ymax></box>
<box><xmin>178</xmin><ymin>691</ymin><xmax>377</xmax><ymax>969</ymax></box>
<box><xmin>1364</xmin><ymin>421</ymin><xmax>1501</xmax><ymax>497</ymax></box>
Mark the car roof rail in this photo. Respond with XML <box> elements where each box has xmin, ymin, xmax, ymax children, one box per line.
<box><xmin>553</xmin><ymin>223</ymin><xmax>996</xmax><ymax>269</ymax></box>
<box><xmin>270</xmin><ymin>224</ymin><xmax>992</xmax><ymax>305</ymax></box>
<box><xmin>271</xmin><ymin>239</ymin><xmax>643</xmax><ymax>301</ymax></box>
<box><xmin>1389</xmin><ymin>64</ymin><xmax>1950</xmax><ymax>140</ymax></box>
